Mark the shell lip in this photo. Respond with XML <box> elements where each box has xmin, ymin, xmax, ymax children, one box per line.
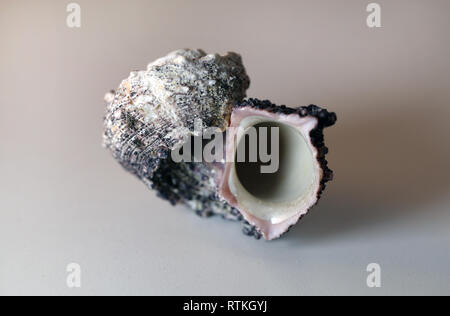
<box><xmin>218</xmin><ymin>98</ymin><xmax>336</xmax><ymax>240</ymax></box>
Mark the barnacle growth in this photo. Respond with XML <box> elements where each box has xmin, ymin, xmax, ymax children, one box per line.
<box><xmin>103</xmin><ymin>49</ymin><xmax>336</xmax><ymax>240</ymax></box>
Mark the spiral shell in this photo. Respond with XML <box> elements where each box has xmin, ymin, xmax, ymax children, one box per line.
<box><xmin>104</xmin><ymin>49</ymin><xmax>336</xmax><ymax>240</ymax></box>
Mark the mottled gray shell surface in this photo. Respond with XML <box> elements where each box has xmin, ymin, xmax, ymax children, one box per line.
<box><xmin>103</xmin><ymin>49</ymin><xmax>257</xmax><ymax>236</ymax></box>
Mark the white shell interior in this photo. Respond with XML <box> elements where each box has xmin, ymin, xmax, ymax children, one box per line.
<box><xmin>228</xmin><ymin>116</ymin><xmax>318</xmax><ymax>225</ymax></box>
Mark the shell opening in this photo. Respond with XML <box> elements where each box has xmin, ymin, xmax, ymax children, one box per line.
<box><xmin>235</xmin><ymin>121</ymin><xmax>315</xmax><ymax>203</ymax></box>
<box><xmin>228</xmin><ymin>117</ymin><xmax>319</xmax><ymax>225</ymax></box>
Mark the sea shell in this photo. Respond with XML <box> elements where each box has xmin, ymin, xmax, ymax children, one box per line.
<box><xmin>103</xmin><ymin>49</ymin><xmax>336</xmax><ymax>240</ymax></box>
<box><xmin>103</xmin><ymin>49</ymin><xmax>260</xmax><ymax>236</ymax></box>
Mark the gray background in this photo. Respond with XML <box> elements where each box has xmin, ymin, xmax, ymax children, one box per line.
<box><xmin>1</xmin><ymin>0</ymin><xmax>449</xmax><ymax>295</ymax></box>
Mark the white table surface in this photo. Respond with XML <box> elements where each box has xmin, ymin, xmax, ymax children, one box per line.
<box><xmin>1</xmin><ymin>0</ymin><xmax>449</xmax><ymax>295</ymax></box>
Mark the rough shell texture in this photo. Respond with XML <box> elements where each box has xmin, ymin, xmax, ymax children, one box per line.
<box><xmin>103</xmin><ymin>49</ymin><xmax>260</xmax><ymax>237</ymax></box>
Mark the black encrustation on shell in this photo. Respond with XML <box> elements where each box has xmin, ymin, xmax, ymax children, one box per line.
<box><xmin>103</xmin><ymin>49</ymin><xmax>336</xmax><ymax>240</ymax></box>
